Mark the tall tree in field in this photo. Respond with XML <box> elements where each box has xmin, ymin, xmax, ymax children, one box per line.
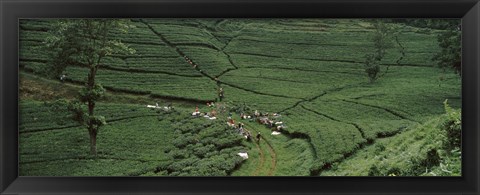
<box><xmin>432</xmin><ymin>20</ymin><xmax>461</xmax><ymax>75</ymax></box>
<box><xmin>45</xmin><ymin>19</ymin><xmax>135</xmax><ymax>155</ymax></box>
<box><xmin>364</xmin><ymin>20</ymin><xmax>404</xmax><ymax>83</ymax></box>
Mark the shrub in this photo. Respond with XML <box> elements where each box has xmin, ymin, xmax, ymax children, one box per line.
<box><xmin>368</xmin><ymin>165</ymin><xmax>381</xmax><ymax>176</ymax></box>
<box><xmin>441</xmin><ymin>100</ymin><xmax>461</xmax><ymax>150</ymax></box>
<box><xmin>193</xmin><ymin>144</ymin><xmax>215</xmax><ymax>158</ymax></box>
<box><xmin>424</xmin><ymin>148</ymin><xmax>441</xmax><ymax>168</ymax></box>
<box><xmin>387</xmin><ymin>167</ymin><xmax>401</xmax><ymax>176</ymax></box>
<box><xmin>169</xmin><ymin>149</ymin><xmax>189</xmax><ymax>159</ymax></box>
<box><xmin>374</xmin><ymin>143</ymin><xmax>386</xmax><ymax>155</ymax></box>
<box><xmin>172</xmin><ymin>135</ymin><xmax>197</xmax><ymax>148</ymax></box>
<box><xmin>425</xmin><ymin>148</ymin><xmax>461</xmax><ymax>176</ymax></box>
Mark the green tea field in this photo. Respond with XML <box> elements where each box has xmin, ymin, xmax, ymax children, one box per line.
<box><xmin>19</xmin><ymin>19</ymin><xmax>461</xmax><ymax>176</ymax></box>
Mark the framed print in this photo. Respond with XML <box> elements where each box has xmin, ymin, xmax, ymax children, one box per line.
<box><xmin>1</xmin><ymin>0</ymin><xmax>480</xmax><ymax>194</ymax></box>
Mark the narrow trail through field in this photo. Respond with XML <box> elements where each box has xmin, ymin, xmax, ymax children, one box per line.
<box><xmin>232</xmin><ymin>121</ymin><xmax>278</xmax><ymax>176</ymax></box>
<box><xmin>249</xmin><ymin>135</ymin><xmax>277</xmax><ymax>176</ymax></box>
<box><xmin>264</xmin><ymin>137</ymin><xmax>277</xmax><ymax>176</ymax></box>
<box><xmin>251</xmin><ymin>141</ymin><xmax>265</xmax><ymax>176</ymax></box>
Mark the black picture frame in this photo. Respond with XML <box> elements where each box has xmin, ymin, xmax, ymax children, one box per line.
<box><xmin>1</xmin><ymin>0</ymin><xmax>479</xmax><ymax>194</ymax></box>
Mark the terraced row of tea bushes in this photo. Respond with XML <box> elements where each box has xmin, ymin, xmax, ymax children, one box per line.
<box><xmin>123</xmin><ymin>43</ymin><xmax>178</xmax><ymax>58</ymax></box>
<box><xmin>21</xmin><ymin>101</ymin><xmax>208</xmax><ymax>176</ymax></box>
<box><xmin>65</xmin><ymin>66</ymin><xmax>218</xmax><ymax>101</ymax></box>
<box><xmin>20</xmin><ymin>19</ymin><xmax>52</xmax><ymax>31</ymax></box>
<box><xmin>141</xmin><ymin>19</ymin><xmax>238</xmax><ymax>75</ymax></box>
<box><xmin>20</xmin><ymin>100</ymin><xmax>78</xmax><ymax>133</ymax></box>
<box><xmin>229</xmin><ymin>53</ymin><xmax>364</xmax><ymax>72</ymax></box>
<box><xmin>220</xmin><ymin>68</ymin><xmax>365</xmax><ymax>100</ymax></box>
<box><xmin>142</xmin><ymin>19</ymin><xmax>226</xmax><ymax>49</ymax></box>
<box><xmin>319</xmin><ymin>66</ymin><xmax>462</xmax><ymax>121</ymax></box>
<box><xmin>219</xmin><ymin>85</ymin><xmax>299</xmax><ymax>113</ymax></box>
<box><xmin>20</xmin><ymin>114</ymin><xmax>177</xmax><ymax>176</ymax></box>
<box><xmin>303</xmin><ymin>100</ymin><xmax>415</xmax><ymax>141</ymax></box>
<box><xmin>19</xmin><ymin>41</ymin><xmax>50</xmax><ymax>62</ymax></box>
<box><xmin>223</xmin><ymin>19</ymin><xmax>440</xmax><ymax>66</ymax></box>
<box><xmin>281</xmin><ymin>106</ymin><xmax>366</xmax><ymax>172</ymax></box>
<box><xmin>19</xmin><ymin>19</ymin><xmax>207</xmax><ymax>78</ymax></box>
<box><xmin>147</xmin><ymin>117</ymin><xmax>246</xmax><ymax>176</ymax></box>
<box><xmin>121</xmin><ymin>57</ymin><xmax>202</xmax><ymax>76</ymax></box>
<box><xmin>19</xmin><ymin>20</ymin><xmax>62</xmax><ymax>76</ymax></box>
<box><xmin>176</xmin><ymin>46</ymin><xmax>234</xmax><ymax>77</ymax></box>
<box><xmin>108</xmin><ymin>21</ymin><xmax>165</xmax><ymax>45</ymax></box>
<box><xmin>243</xmin><ymin>19</ymin><xmax>373</xmax><ymax>33</ymax></box>
<box><xmin>20</xmin><ymin>100</ymin><xmax>163</xmax><ymax>133</ymax></box>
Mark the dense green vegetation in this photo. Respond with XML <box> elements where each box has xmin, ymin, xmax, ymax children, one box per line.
<box><xmin>322</xmin><ymin>100</ymin><xmax>461</xmax><ymax>176</ymax></box>
<box><xmin>19</xmin><ymin>18</ymin><xmax>461</xmax><ymax>176</ymax></box>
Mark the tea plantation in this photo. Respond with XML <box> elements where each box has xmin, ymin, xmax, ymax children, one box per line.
<box><xmin>19</xmin><ymin>19</ymin><xmax>461</xmax><ymax>176</ymax></box>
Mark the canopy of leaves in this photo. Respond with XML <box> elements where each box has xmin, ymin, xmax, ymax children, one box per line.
<box><xmin>432</xmin><ymin>21</ymin><xmax>461</xmax><ymax>75</ymax></box>
<box><xmin>44</xmin><ymin>19</ymin><xmax>135</xmax><ymax>77</ymax></box>
<box><xmin>364</xmin><ymin>20</ymin><xmax>397</xmax><ymax>82</ymax></box>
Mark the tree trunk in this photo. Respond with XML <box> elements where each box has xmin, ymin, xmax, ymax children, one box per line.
<box><xmin>89</xmin><ymin>130</ymin><xmax>97</xmax><ymax>155</ymax></box>
<box><xmin>87</xmin><ymin>93</ymin><xmax>97</xmax><ymax>155</ymax></box>
<box><xmin>87</xmin><ymin>66</ymin><xmax>98</xmax><ymax>155</ymax></box>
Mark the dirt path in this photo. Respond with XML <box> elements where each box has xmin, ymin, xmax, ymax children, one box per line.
<box><xmin>245</xmin><ymin>123</ymin><xmax>278</xmax><ymax>176</ymax></box>
<box><xmin>263</xmin><ymin>137</ymin><xmax>277</xmax><ymax>176</ymax></box>
<box><xmin>251</xmin><ymin>140</ymin><xmax>265</xmax><ymax>176</ymax></box>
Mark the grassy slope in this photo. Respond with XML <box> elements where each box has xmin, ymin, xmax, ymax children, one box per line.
<box><xmin>321</xmin><ymin>115</ymin><xmax>454</xmax><ymax>176</ymax></box>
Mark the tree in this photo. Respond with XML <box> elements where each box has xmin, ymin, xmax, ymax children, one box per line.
<box><xmin>45</xmin><ymin>19</ymin><xmax>135</xmax><ymax>155</ymax></box>
<box><xmin>364</xmin><ymin>20</ymin><xmax>404</xmax><ymax>83</ymax></box>
<box><xmin>364</xmin><ymin>20</ymin><xmax>392</xmax><ymax>83</ymax></box>
<box><xmin>432</xmin><ymin>20</ymin><xmax>461</xmax><ymax>75</ymax></box>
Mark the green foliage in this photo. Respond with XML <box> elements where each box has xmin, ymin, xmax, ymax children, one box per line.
<box><xmin>79</xmin><ymin>83</ymin><xmax>106</xmax><ymax>103</ymax></box>
<box><xmin>164</xmin><ymin>118</ymin><xmax>246</xmax><ymax>176</ymax></box>
<box><xmin>67</xmin><ymin>100</ymin><xmax>88</xmax><ymax>124</ymax></box>
<box><xmin>441</xmin><ymin>99</ymin><xmax>461</xmax><ymax>150</ymax></box>
<box><xmin>44</xmin><ymin>19</ymin><xmax>136</xmax><ymax>155</ymax></box>
<box><xmin>432</xmin><ymin>20</ymin><xmax>461</xmax><ymax>74</ymax></box>
<box><xmin>425</xmin><ymin>148</ymin><xmax>461</xmax><ymax>176</ymax></box>
<box><xmin>88</xmin><ymin>115</ymin><xmax>107</xmax><ymax>129</ymax></box>
<box><xmin>364</xmin><ymin>20</ymin><xmax>398</xmax><ymax>82</ymax></box>
<box><xmin>374</xmin><ymin>143</ymin><xmax>386</xmax><ymax>154</ymax></box>
<box><xmin>364</xmin><ymin>54</ymin><xmax>381</xmax><ymax>82</ymax></box>
<box><xmin>45</xmin><ymin>19</ymin><xmax>135</xmax><ymax>75</ymax></box>
<box><xmin>322</xmin><ymin>113</ymin><xmax>460</xmax><ymax>176</ymax></box>
<box><xmin>391</xmin><ymin>19</ymin><xmax>458</xmax><ymax>30</ymax></box>
<box><xmin>368</xmin><ymin>165</ymin><xmax>381</xmax><ymax>176</ymax></box>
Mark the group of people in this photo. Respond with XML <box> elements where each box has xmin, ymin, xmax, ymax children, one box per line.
<box><xmin>192</xmin><ymin>104</ymin><xmax>281</xmax><ymax>143</ymax></box>
<box><xmin>229</xmin><ymin>117</ymin><xmax>249</xmax><ymax>136</ymax></box>
<box><xmin>184</xmin><ymin>55</ymin><xmax>198</xmax><ymax>69</ymax></box>
<box><xmin>226</xmin><ymin>116</ymin><xmax>261</xmax><ymax>142</ymax></box>
<box><xmin>250</xmin><ymin>110</ymin><xmax>286</xmax><ymax>132</ymax></box>
<box><xmin>206</xmin><ymin>102</ymin><xmax>215</xmax><ymax>107</ymax></box>
<box><xmin>192</xmin><ymin>105</ymin><xmax>217</xmax><ymax>120</ymax></box>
